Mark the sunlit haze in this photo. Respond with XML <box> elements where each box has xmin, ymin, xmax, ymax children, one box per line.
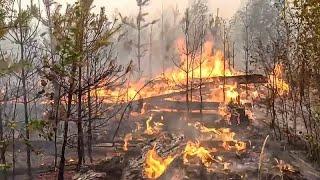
<box><xmin>51</xmin><ymin>0</ymin><xmax>241</xmax><ymax>19</ymax></box>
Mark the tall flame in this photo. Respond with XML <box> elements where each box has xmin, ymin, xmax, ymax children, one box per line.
<box><xmin>269</xmin><ymin>64</ymin><xmax>289</xmax><ymax>95</ymax></box>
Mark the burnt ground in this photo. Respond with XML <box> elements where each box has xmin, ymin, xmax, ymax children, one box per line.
<box><xmin>7</xmin><ymin>87</ymin><xmax>320</xmax><ymax>180</ymax></box>
<box><xmin>67</xmin><ymin>90</ymin><xmax>320</xmax><ymax>179</ymax></box>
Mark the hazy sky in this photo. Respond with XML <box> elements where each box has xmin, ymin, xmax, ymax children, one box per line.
<box><xmin>52</xmin><ymin>0</ymin><xmax>242</xmax><ymax>19</ymax></box>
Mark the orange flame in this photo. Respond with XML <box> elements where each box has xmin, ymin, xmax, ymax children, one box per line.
<box><xmin>183</xmin><ymin>141</ymin><xmax>216</xmax><ymax>167</ymax></box>
<box><xmin>123</xmin><ymin>133</ymin><xmax>132</xmax><ymax>151</ymax></box>
<box><xmin>144</xmin><ymin>146</ymin><xmax>174</xmax><ymax>179</ymax></box>
<box><xmin>145</xmin><ymin>115</ymin><xmax>163</xmax><ymax>135</ymax></box>
<box><xmin>269</xmin><ymin>64</ymin><xmax>289</xmax><ymax>95</ymax></box>
<box><xmin>189</xmin><ymin>122</ymin><xmax>219</xmax><ymax>134</ymax></box>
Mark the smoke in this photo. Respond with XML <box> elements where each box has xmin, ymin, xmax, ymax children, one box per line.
<box><xmin>108</xmin><ymin>0</ymin><xmax>243</xmax><ymax>77</ymax></box>
<box><xmin>19</xmin><ymin>0</ymin><xmax>243</xmax><ymax>76</ymax></box>
<box><xmin>95</xmin><ymin>0</ymin><xmax>241</xmax><ymax>19</ymax></box>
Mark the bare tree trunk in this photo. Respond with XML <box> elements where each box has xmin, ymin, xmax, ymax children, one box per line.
<box><xmin>184</xmin><ymin>9</ymin><xmax>190</xmax><ymax>114</ymax></box>
<box><xmin>186</xmin><ymin>35</ymin><xmax>190</xmax><ymax>113</ymax></box>
<box><xmin>244</xmin><ymin>6</ymin><xmax>249</xmax><ymax>98</ymax></box>
<box><xmin>87</xmin><ymin>86</ymin><xmax>93</xmax><ymax>163</ymax></box>
<box><xmin>87</xmin><ymin>53</ymin><xmax>93</xmax><ymax>163</ymax></box>
<box><xmin>232</xmin><ymin>42</ymin><xmax>235</xmax><ymax>69</ymax></box>
<box><xmin>53</xmin><ymin>86</ymin><xmax>61</xmax><ymax>168</ymax></box>
<box><xmin>149</xmin><ymin>24</ymin><xmax>153</xmax><ymax>78</ymax></box>
<box><xmin>161</xmin><ymin>4</ymin><xmax>165</xmax><ymax>74</ymax></box>
<box><xmin>199</xmin><ymin>36</ymin><xmax>204</xmax><ymax>116</ymax></box>
<box><xmin>0</xmin><ymin>84</ymin><xmax>7</xmax><ymax>180</ymax></box>
<box><xmin>223</xmin><ymin>23</ymin><xmax>226</xmax><ymax>103</ymax></box>
<box><xmin>17</xmin><ymin>0</ymin><xmax>32</xmax><ymax>176</ymax></box>
<box><xmin>137</xmin><ymin>5</ymin><xmax>142</xmax><ymax>72</ymax></box>
<box><xmin>0</xmin><ymin>94</ymin><xmax>5</xmax><ymax>165</ymax></box>
<box><xmin>77</xmin><ymin>66</ymin><xmax>84</xmax><ymax>170</ymax></box>
<box><xmin>58</xmin><ymin>66</ymin><xmax>77</xmax><ymax>180</ymax></box>
<box><xmin>22</xmin><ymin>68</ymin><xmax>32</xmax><ymax>178</ymax></box>
<box><xmin>11</xmin><ymin>80</ymin><xmax>20</xmax><ymax>180</ymax></box>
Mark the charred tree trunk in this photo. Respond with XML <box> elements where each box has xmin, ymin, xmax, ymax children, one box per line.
<box><xmin>0</xmin><ymin>97</ymin><xmax>5</xmax><ymax>166</ymax></box>
<box><xmin>77</xmin><ymin>66</ymin><xmax>85</xmax><ymax>170</ymax></box>
<box><xmin>149</xmin><ymin>24</ymin><xmax>153</xmax><ymax>78</ymax></box>
<box><xmin>87</xmin><ymin>54</ymin><xmax>93</xmax><ymax>163</ymax></box>
<box><xmin>223</xmin><ymin>23</ymin><xmax>226</xmax><ymax>103</ymax></box>
<box><xmin>137</xmin><ymin>5</ymin><xmax>142</xmax><ymax>72</ymax></box>
<box><xmin>185</xmin><ymin>9</ymin><xmax>190</xmax><ymax>113</ymax></box>
<box><xmin>58</xmin><ymin>66</ymin><xmax>76</xmax><ymax>179</ymax></box>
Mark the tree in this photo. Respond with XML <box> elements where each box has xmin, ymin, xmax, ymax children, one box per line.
<box><xmin>121</xmin><ymin>0</ymin><xmax>158</xmax><ymax>75</ymax></box>
<box><xmin>172</xmin><ymin>0</ymin><xmax>209</xmax><ymax>114</ymax></box>
<box><xmin>6</xmin><ymin>0</ymin><xmax>41</xmax><ymax>177</ymax></box>
<box><xmin>41</xmin><ymin>0</ymin><xmax>127</xmax><ymax>178</ymax></box>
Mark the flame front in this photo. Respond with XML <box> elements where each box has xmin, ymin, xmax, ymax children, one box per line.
<box><xmin>93</xmin><ymin>39</ymin><xmax>237</xmax><ymax>103</ymax></box>
<box><xmin>144</xmin><ymin>147</ymin><xmax>174</xmax><ymax>179</ymax></box>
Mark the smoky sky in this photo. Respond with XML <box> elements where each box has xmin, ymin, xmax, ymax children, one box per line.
<box><xmin>45</xmin><ymin>0</ymin><xmax>242</xmax><ymax>19</ymax></box>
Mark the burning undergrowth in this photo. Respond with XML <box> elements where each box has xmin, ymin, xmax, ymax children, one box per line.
<box><xmin>71</xmin><ymin>37</ymin><xmax>304</xmax><ymax>179</ymax></box>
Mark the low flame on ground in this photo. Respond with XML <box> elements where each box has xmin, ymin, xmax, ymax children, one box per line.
<box><xmin>144</xmin><ymin>146</ymin><xmax>174</xmax><ymax>179</ymax></box>
<box><xmin>145</xmin><ymin>115</ymin><xmax>164</xmax><ymax>135</ymax></box>
<box><xmin>183</xmin><ymin>141</ymin><xmax>216</xmax><ymax>167</ymax></box>
<box><xmin>274</xmin><ymin>158</ymin><xmax>295</xmax><ymax>173</ymax></box>
<box><xmin>188</xmin><ymin>122</ymin><xmax>219</xmax><ymax>136</ymax></box>
<box><xmin>215</xmin><ymin>128</ymin><xmax>246</xmax><ymax>152</ymax></box>
<box><xmin>123</xmin><ymin>133</ymin><xmax>132</xmax><ymax>151</ymax></box>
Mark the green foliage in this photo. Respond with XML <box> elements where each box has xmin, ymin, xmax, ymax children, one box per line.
<box><xmin>28</xmin><ymin>120</ymin><xmax>53</xmax><ymax>141</ymax></box>
<box><xmin>51</xmin><ymin>0</ymin><xmax>122</xmax><ymax>74</ymax></box>
<box><xmin>0</xmin><ymin>59</ymin><xmax>32</xmax><ymax>76</ymax></box>
<box><xmin>0</xmin><ymin>163</ymin><xmax>10</xmax><ymax>171</ymax></box>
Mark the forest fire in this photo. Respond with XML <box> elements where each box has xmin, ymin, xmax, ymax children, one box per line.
<box><xmin>2</xmin><ymin>0</ymin><xmax>318</xmax><ymax>179</ymax></box>
<box><xmin>165</xmin><ymin>41</ymin><xmax>235</xmax><ymax>83</ymax></box>
<box><xmin>144</xmin><ymin>146</ymin><xmax>175</xmax><ymax>179</ymax></box>
<box><xmin>94</xmin><ymin>40</ymin><xmax>238</xmax><ymax>103</ymax></box>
